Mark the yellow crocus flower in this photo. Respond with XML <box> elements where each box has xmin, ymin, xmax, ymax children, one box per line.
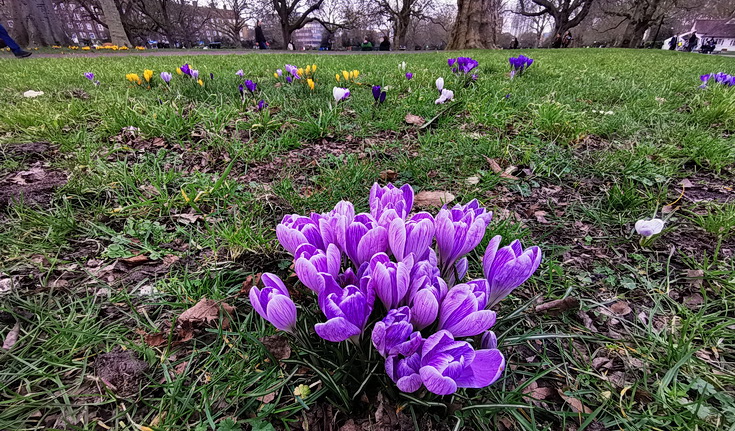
<box><xmin>198</xmin><ymin>79</ymin><xmax>204</xmax><ymax>86</ymax></box>
<box><xmin>297</xmin><ymin>68</ymin><xmax>304</xmax><ymax>77</ymax></box>
<box><xmin>176</xmin><ymin>68</ymin><xmax>183</xmax><ymax>75</ymax></box>
<box><xmin>342</xmin><ymin>70</ymin><xmax>350</xmax><ymax>80</ymax></box>
<box><xmin>306</xmin><ymin>65</ymin><xmax>311</xmax><ymax>74</ymax></box>
<box><xmin>274</xmin><ymin>72</ymin><xmax>279</xmax><ymax>78</ymax></box>
<box><xmin>126</xmin><ymin>73</ymin><xmax>140</xmax><ymax>83</ymax></box>
<box><xmin>353</xmin><ymin>70</ymin><xmax>359</xmax><ymax>79</ymax></box>
<box><xmin>312</xmin><ymin>64</ymin><xmax>317</xmax><ymax>72</ymax></box>
<box><xmin>143</xmin><ymin>69</ymin><xmax>153</xmax><ymax>83</ymax></box>
<box><xmin>335</xmin><ymin>74</ymin><xmax>340</xmax><ymax>82</ymax></box>
<box><xmin>307</xmin><ymin>78</ymin><xmax>315</xmax><ymax>90</ymax></box>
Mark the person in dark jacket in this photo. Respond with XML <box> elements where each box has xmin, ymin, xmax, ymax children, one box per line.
<box><xmin>255</xmin><ymin>20</ymin><xmax>267</xmax><ymax>50</ymax></box>
<box><xmin>669</xmin><ymin>35</ymin><xmax>678</xmax><ymax>50</ymax></box>
<box><xmin>379</xmin><ymin>35</ymin><xmax>390</xmax><ymax>51</ymax></box>
<box><xmin>510</xmin><ymin>37</ymin><xmax>519</xmax><ymax>49</ymax></box>
<box><xmin>688</xmin><ymin>32</ymin><xmax>698</xmax><ymax>52</ymax></box>
<box><xmin>0</xmin><ymin>23</ymin><xmax>31</xmax><ymax>58</ymax></box>
<box><xmin>361</xmin><ymin>37</ymin><xmax>373</xmax><ymax>51</ymax></box>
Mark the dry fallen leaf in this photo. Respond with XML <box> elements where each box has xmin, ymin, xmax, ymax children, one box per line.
<box><xmin>257</xmin><ymin>392</ymin><xmax>276</xmax><ymax>403</ymax></box>
<box><xmin>534</xmin><ymin>210</ymin><xmax>549</xmax><ymax>224</ymax></box>
<box><xmin>380</xmin><ymin>170</ymin><xmax>398</xmax><ymax>181</ymax></box>
<box><xmin>465</xmin><ymin>176</ymin><xmax>480</xmax><ymax>185</ymax></box>
<box><xmin>259</xmin><ymin>334</ymin><xmax>291</xmax><ymax>360</ymax></box>
<box><xmin>2</xmin><ymin>322</ymin><xmax>20</xmax><ymax>350</ymax></box>
<box><xmin>414</xmin><ymin>191</ymin><xmax>456</xmax><ymax>207</ymax></box>
<box><xmin>485</xmin><ymin>157</ymin><xmax>503</xmax><ymax>174</ymax></box>
<box><xmin>557</xmin><ymin>389</ymin><xmax>593</xmax><ymax>414</ymax></box>
<box><xmin>120</xmin><ymin>254</ymin><xmax>149</xmax><ymax>265</ymax></box>
<box><xmin>404</xmin><ymin>113</ymin><xmax>426</xmax><ymax>126</ymax></box>
<box><xmin>535</xmin><ymin>297</ymin><xmax>579</xmax><ymax>315</ymax></box>
<box><xmin>173</xmin><ymin>213</ymin><xmax>202</xmax><ymax>225</ymax></box>
<box><xmin>608</xmin><ymin>301</ymin><xmax>632</xmax><ymax>316</ymax></box>
<box><xmin>686</xmin><ymin>269</ymin><xmax>704</xmax><ymax>288</ymax></box>
<box><xmin>178</xmin><ymin>298</ymin><xmax>235</xmax><ymax>329</ymax></box>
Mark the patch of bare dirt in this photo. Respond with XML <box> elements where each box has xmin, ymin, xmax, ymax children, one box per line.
<box><xmin>678</xmin><ymin>173</ymin><xmax>734</xmax><ymax>204</ymax></box>
<box><xmin>94</xmin><ymin>348</ymin><xmax>148</xmax><ymax>397</ymax></box>
<box><xmin>0</xmin><ymin>162</ymin><xmax>68</xmax><ymax>209</ymax></box>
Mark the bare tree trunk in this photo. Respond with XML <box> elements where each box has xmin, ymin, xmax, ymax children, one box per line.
<box><xmin>448</xmin><ymin>0</ymin><xmax>491</xmax><ymax>49</ymax></box>
<box><xmin>99</xmin><ymin>0</ymin><xmax>132</xmax><ymax>46</ymax></box>
<box><xmin>16</xmin><ymin>0</ymin><xmax>70</xmax><ymax>46</ymax></box>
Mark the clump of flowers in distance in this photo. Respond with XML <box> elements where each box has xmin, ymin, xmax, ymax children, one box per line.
<box><xmin>249</xmin><ymin>183</ymin><xmax>542</xmax><ymax>396</ymax></box>
<box><xmin>509</xmin><ymin>55</ymin><xmax>534</xmax><ymax>79</ymax></box>
<box><xmin>700</xmin><ymin>72</ymin><xmax>735</xmax><ymax>88</ymax></box>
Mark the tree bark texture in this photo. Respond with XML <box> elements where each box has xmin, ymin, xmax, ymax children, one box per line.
<box><xmin>99</xmin><ymin>0</ymin><xmax>132</xmax><ymax>46</ymax></box>
<box><xmin>448</xmin><ymin>0</ymin><xmax>493</xmax><ymax>49</ymax></box>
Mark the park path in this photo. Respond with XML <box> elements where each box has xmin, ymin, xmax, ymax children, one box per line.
<box><xmin>0</xmin><ymin>49</ymin><xmax>436</xmax><ymax>59</ymax></box>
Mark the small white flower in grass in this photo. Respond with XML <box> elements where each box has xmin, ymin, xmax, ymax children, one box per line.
<box><xmin>399</xmin><ymin>61</ymin><xmax>406</xmax><ymax>71</ymax></box>
<box><xmin>332</xmin><ymin>86</ymin><xmax>350</xmax><ymax>102</ymax></box>
<box><xmin>435</xmin><ymin>88</ymin><xmax>454</xmax><ymax>104</ymax></box>
<box><xmin>436</xmin><ymin>77</ymin><xmax>444</xmax><ymax>92</ymax></box>
<box><xmin>635</xmin><ymin>218</ymin><xmax>664</xmax><ymax>237</ymax></box>
<box><xmin>23</xmin><ymin>90</ymin><xmax>44</xmax><ymax>98</ymax></box>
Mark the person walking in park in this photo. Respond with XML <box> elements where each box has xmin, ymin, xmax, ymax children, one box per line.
<box><xmin>669</xmin><ymin>35</ymin><xmax>678</xmax><ymax>50</ymax></box>
<box><xmin>379</xmin><ymin>35</ymin><xmax>390</xmax><ymax>51</ymax></box>
<box><xmin>562</xmin><ymin>31</ymin><xmax>573</xmax><ymax>48</ymax></box>
<box><xmin>255</xmin><ymin>20</ymin><xmax>267</xmax><ymax>50</ymax></box>
<box><xmin>510</xmin><ymin>37</ymin><xmax>519</xmax><ymax>49</ymax></box>
<box><xmin>0</xmin><ymin>23</ymin><xmax>32</xmax><ymax>58</ymax></box>
<box><xmin>688</xmin><ymin>33</ymin><xmax>698</xmax><ymax>52</ymax></box>
<box><xmin>361</xmin><ymin>37</ymin><xmax>373</xmax><ymax>51</ymax></box>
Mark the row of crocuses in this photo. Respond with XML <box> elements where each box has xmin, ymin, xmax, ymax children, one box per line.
<box><xmin>250</xmin><ymin>183</ymin><xmax>542</xmax><ymax>396</ymax></box>
<box><xmin>84</xmin><ymin>55</ymin><xmax>536</xmax><ymax>108</ymax></box>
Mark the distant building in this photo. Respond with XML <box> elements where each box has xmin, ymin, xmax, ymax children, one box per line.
<box><xmin>53</xmin><ymin>2</ymin><xmax>109</xmax><ymax>44</ymax></box>
<box><xmin>681</xmin><ymin>19</ymin><xmax>735</xmax><ymax>52</ymax></box>
<box><xmin>292</xmin><ymin>21</ymin><xmax>324</xmax><ymax>50</ymax></box>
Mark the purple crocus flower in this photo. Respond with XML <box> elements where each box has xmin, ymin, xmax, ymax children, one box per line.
<box><xmin>447</xmin><ymin>57</ymin><xmax>478</xmax><ymax>74</ymax></box>
<box><xmin>315</xmin><ymin>278</ymin><xmax>374</xmax><ymax>342</ymax></box>
<box><xmin>276</xmin><ymin>69</ymin><xmax>283</xmax><ymax>77</ymax></box>
<box><xmin>294</xmin><ymin>243</ymin><xmax>341</xmax><ymax>294</ymax></box>
<box><xmin>191</xmin><ymin>69</ymin><xmax>200</xmax><ymax>79</ymax></box>
<box><xmin>285</xmin><ymin>64</ymin><xmax>300</xmax><ymax>79</ymax></box>
<box><xmin>257</xmin><ymin>99</ymin><xmax>268</xmax><ymax>110</ymax></box>
<box><xmin>236</xmin><ymin>69</ymin><xmax>244</xmax><ymax>77</ymax></box>
<box><xmin>372</xmin><ymin>306</ymin><xmax>421</xmax><ymax>357</ymax></box>
<box><xmin>434</xmin><ymin>199</ymin><xmax>492</xmax><ymax>278</ymax></box>
<box><xmin>406</xmin><ymin>72</ymin><xmax>413</xmax><ymax>80</ymax></box>
<box><xmin>238</xmin><ymin>84</ymin><xmax>244</xmax><ymax>100</ymax></box>
<box><xmin>160</xmin><ymin>72</ymin><xmax>172</xmax><ymax>84</ymax></box>
<box><xmin>509</xmin><ymin>55</ymin><xmax>534</xmax><ymax>77</ymax></box>
<box><xmin>372</xmin><ymin>85</ymin><xmax>387</xmax><ymax>103</ymax></box>
<box><xmin>344</xmin><ymin>213</ymin><xmax>388</xmax><ymax>266</ymax></box>
<box><xmin>406</xmin><ymin>257</ymin><xmax>447</xmax><ymax>329</ymax></box>
<box><xmin>245</xmin><ymin>79</ymin><xmax>257</xmax><ymax>93</ymax></box>
<box><xmin>388</xmin><ymin>212</ymin><xmax>435</xmax><ymax>261</ymax></box>
<box><xmin>317</xmin><ymin>200</ymin><xmax>355</xmax><ymax>252</ymax></box>
<box><xmin>84</xmin><ymin>72</ymin><xmax>95</xmax><ymax>81</ymax></box>
<box><xmin>286</xmin><ymin>76</ymin><xmax>293</xmax><ymax>84</ymax></box>
<box><xmin>369</xmin><ymin>183</ymin><xmax>414</xmax><ymax>221</ymax></box>
<box><xmin>482</xmin><ymin>235</ymin><xmax>542</xmax><ymax>308</ymax></box>
<box><xmin>480</xmin><ymin>330</ymin><xmax>497</xmax><ymax>349</ymax></box>
<box><xmin>180</xmin><ymin>63</ymin><xmax>192</xmax><ymax>76</ymax></box>
<box><xmin>437</xmin><ymin>283</ymin><xmax>496</xmax><ymax>337</ymax></box>
<box><xmin>276</xmin><ymin>214</ymin><xmax>325</xmax><ymax>255</ymax></box>
<box><xmin>367</xmin><ymin>253</ymin><xmax>414</xmax><ymax>309</ymax></box>
<box><xmin>249</xmin><ymin>273</ymin><xmax>297</xmax><ymax>332</ymax></box>
<box><xmin>418</xmin><ymin>330</ymin><xmax>505</xmax><ymax>395</ymax></box>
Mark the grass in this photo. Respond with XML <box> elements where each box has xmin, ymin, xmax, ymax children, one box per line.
<box><xmin>0</xmin><ymin>48</ymin><xmax>734</xmax><ymax>430</ymax></box>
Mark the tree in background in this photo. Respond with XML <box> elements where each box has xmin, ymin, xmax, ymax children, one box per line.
<box><xmin>129</xmin><ymin>0</ymin><xmax>212</xmax><ymax>47</ymax></box>
<box><xmin>517</xmin><ymin>0</ymin><xmax>595</xmax><ymax>47</ymax></box>
<box><xmin>376</xmin><ymin>0</ymin><xmax>435</xmax><ymax>49</ymax></box>
<box><xmin>447</xmin><ymin>0</ymin><xmax>505</xmax><ymax>49</ymax></box>
<box><xmin>10</xmin><ymin>0</ymin><xmax>70</xmax><ymax>46</ymax></box>
<box><xmin>268</xmin><ymin>0</ymin><xmax>328</xmax><ymax>48</ymax></box>
<box><xmin>219</xmin><ymin>0</ymin><xmax>250</xmax><ymax>45</ymax></box>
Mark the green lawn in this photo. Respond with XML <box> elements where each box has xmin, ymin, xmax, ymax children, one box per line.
<box><xmin>1</xmin><ymin>49</ymin><xmax>734</xmax><ymax>431</ymax></box>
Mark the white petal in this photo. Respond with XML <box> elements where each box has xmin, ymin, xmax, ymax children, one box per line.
<box><xmin>436</xmin><ymin>77</ymin><xmax>444</xmax><ymax>91</ymax></box>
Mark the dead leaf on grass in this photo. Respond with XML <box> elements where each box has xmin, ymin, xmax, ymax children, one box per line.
<box><xmin>522</xmin><ymin>381</ymin><xmax>555</xmax><ymax>402</ymax></box>
<box><xmin>2</xmin><ymin>322</ymin><xmax>20</xmax><ymax>350</ymax></box>
<box><xmin>535</xmin><ymin>297</ymin><xmax>579</xmax><ymax>315</ymax></box>
<box><xmin>259</xmin><ymin>334</ymin><xmax>291</xmax><ymax>360</ymax></box>
<box><xmin>686</xmin><ymin>269</ymin><xmax>704</xmax><ymax>288</ymax></box>
<box><xmin>683</xmin><ymin>293</ymin><xmax>704</xmax><ymax>309</ymax></box>
<box><xmin>414</xmin><ymin>190</ymin><xmax>455</xmax><ymax>207</ymax></box>
<box><xmin>465</xmin><ymin>176</ymin><xmax>480</xmax><ymax>185</ymax></box>
<box><xmin>178</xmin><ymin>298</ymin><xmax>235</xmax><ymax>329</ymax></box>
<box><xmin>173</xmin><ymin>213</ymin><xmax>202</xmax><ymax>225</ymax></box>
<box><xmin>534</xmin><ymin>210</ymin><xmax>550</xmax><ymax>224</ymax></box>
<box><xmin>257</xmin><ymin>392</ymin><xmax>276</xmax><ymax>403</ymax></box>
<box><xmin>120</xmin><ymin>254</ymin><xmax>149</xmax><ymax>265</ymax></box>
<box><xmin>379</xmin><ymin>170</ymin><xmax>398</xmax><ymax>182</ymax></box>
<box><xmin>485</xmin><ymin>157</ymin><xmax>503</xmax><ymax>174</ymax></box>
<box><xmin>557</xmin><ymin>389</ymin><xmax>593</xmax><ymax>414</ymax></box>
<box><xmin>404</xmin><ymin>113</ymin><xmax>425</xmax><ymax>126</ymax></box>
<box><xmin>608</xmin><ymin>301</ymin><xmax>632</xmax><ymax>317</ymax></box>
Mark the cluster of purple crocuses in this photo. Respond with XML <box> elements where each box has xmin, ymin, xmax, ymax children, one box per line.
<box><xmin>372</xmin><ymin>85</ymin><xmax>387</xmax><ymax>104</ymax></box>
<box><xmin>508</xmin><ymin>55</ymin><xmax>534</xmax><ymax>79</ymax></box>
<box><xmin>700</xmin><ymin>72</ymin><xmax>735</xmax><ymax>88</ymax></box>
<box><xmin>448</xmin><ymin>57</ymin><xmax>479</xmax><ymax>75</ymax></box>
<box><xmin>180</xmin><ymin>63</ymin><xmax>200</xmax><ymax>79</ymax></box>
<box><xmin>249</xmin><ymin>183</ymin><xmax>542</xmax><ymax>396</ymax></box>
